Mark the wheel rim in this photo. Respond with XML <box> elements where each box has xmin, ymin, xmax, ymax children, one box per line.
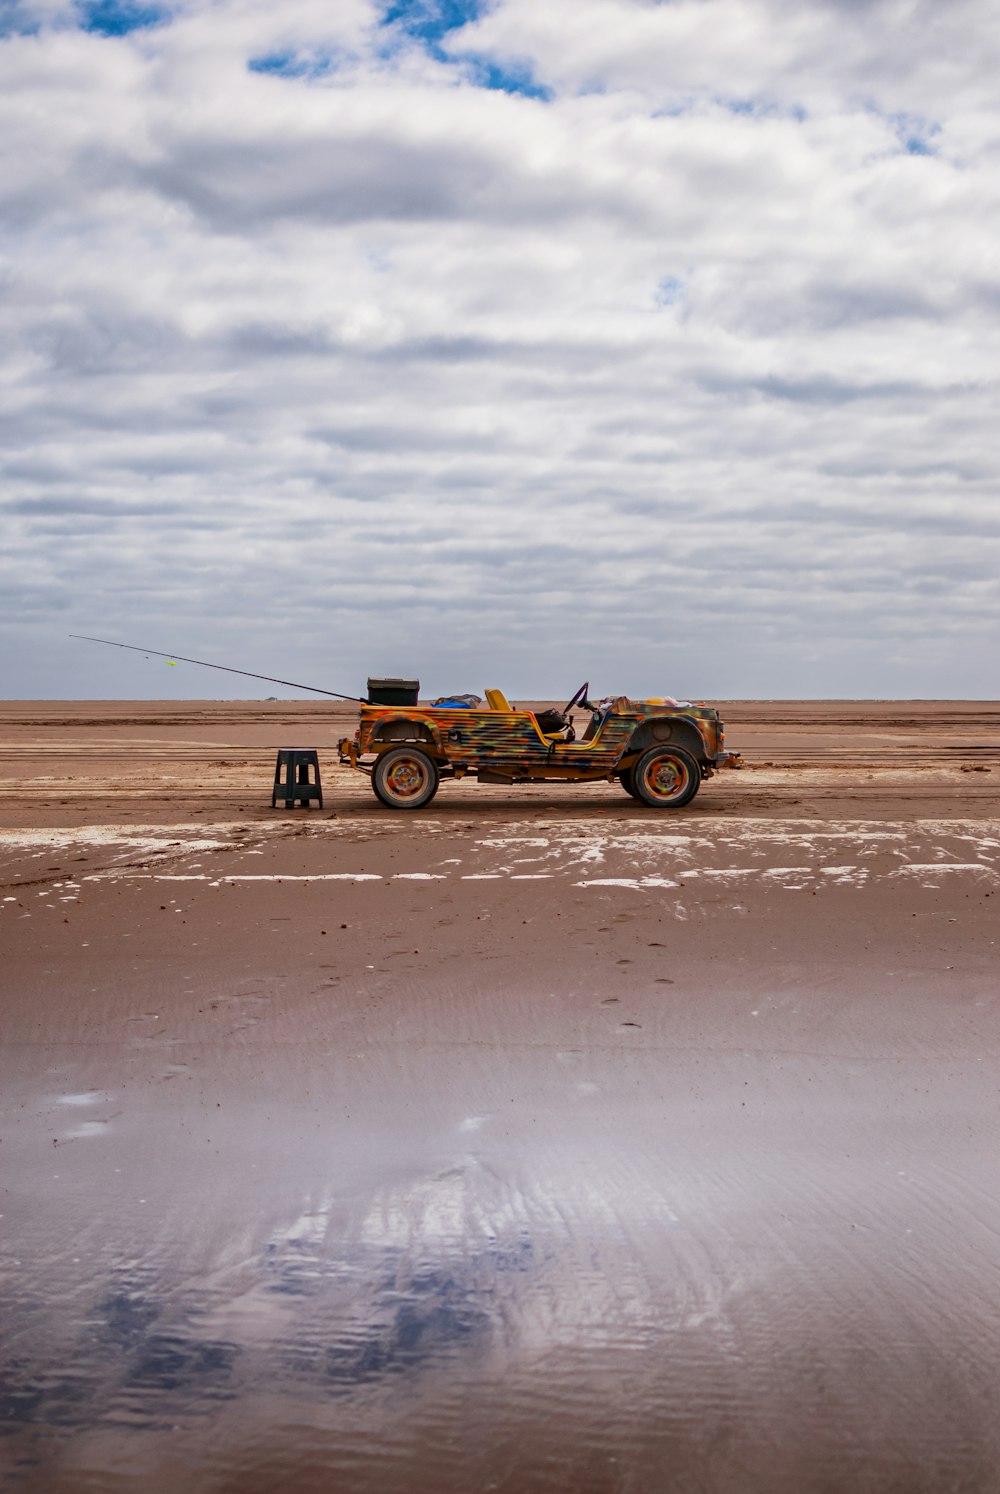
<box><xmin>384</xmin><ymin>756</ymin><xmax>430</xmax><ymax>800</ymax></box>
<box><xmin>642</xmin><ymin>755</ymin><xmax>691</xmax><ymax>801</ymax></box>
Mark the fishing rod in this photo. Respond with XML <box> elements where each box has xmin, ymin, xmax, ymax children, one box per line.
<box><xmin>70</xmin><ymin>634</ymin><xmax>368</xmax><ymax>703</ymax></box>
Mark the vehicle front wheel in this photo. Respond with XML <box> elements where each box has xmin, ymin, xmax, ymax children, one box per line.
<box><xmin>372</xmin><ymin>747</ymin><xmax>440</xmax><ymax>810</ymax></box>
<box><xmin>632</xmin><ymin>745</ymin><xmax>700</xmax><ymax>808</ymax></box>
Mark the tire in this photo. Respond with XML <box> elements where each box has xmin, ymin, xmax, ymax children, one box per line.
<box><xmin>618</xmin><ymin>767</ymin><xmax>642</xmax><ymax>799</ymax></box>
<box><xmin>632</xmin><ymin>745</ymin><xmax>701</xmax><ymax>809</ymax></box>
<box><xmin>372</xmin><ymin>747</ymin><xmax>440</xmax><ymax>810</ymax></box>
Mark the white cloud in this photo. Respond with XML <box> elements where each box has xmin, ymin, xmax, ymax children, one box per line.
<box><xmin>1</xmin><ymin>0</ymin><xmax>998</xmax><ymax>699</ymax></box>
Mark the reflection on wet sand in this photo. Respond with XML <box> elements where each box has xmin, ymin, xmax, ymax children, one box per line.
<box><xmin>4</xmin><ymin>805</ymin><xmax>1000</xmax><ymax>1491</ymax></box>
<box><xmin>6</xmin><ymin>1034</ymin><xmax>1000</xmax><ymax>1493</ymax></box>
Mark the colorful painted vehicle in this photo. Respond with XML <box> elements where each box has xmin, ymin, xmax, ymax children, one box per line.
<box><xmin>338</xmin><ymin>682</ymin><xmax>742</xmax><ymax>810</ymax></box>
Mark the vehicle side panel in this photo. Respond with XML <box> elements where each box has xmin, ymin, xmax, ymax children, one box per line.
<box><xmin>354</xmin><ymin>701</ymin><xmax>722</xmax><ymax>779</ymax></box>
<box><xmin>359</xmin><ymin>706</ymin><xmax>550</xmax><ymax>762</ymax></box>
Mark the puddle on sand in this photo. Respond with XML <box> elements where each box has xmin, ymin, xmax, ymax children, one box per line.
<box><xmin>5</xmin><ymin>1040</ymin><xmax>1000</xmax><ymax>1493</ymax></box>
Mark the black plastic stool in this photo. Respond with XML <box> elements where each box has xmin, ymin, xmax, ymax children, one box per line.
<box><xmin>272</xmin><ymin>748</ymin><xmax>323</xmax><ymax>809</ymax></box>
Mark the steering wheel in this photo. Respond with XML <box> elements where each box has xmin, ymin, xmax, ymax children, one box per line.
<box><xmin>560</xmin><ymin>681</ymin><xmax>591</xmax><ymax>715</ymax></box>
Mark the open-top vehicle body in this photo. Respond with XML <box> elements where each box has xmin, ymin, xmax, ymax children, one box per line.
<box><xmin>339</xmin><ymin>683</ymin><xmax>741</xmax><ymax>810</ymax></box>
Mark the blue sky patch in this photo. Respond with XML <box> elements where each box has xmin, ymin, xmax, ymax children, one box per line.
<box><xmin>79</xmin><ymin>0</ymin><xmax>169</xmax><ymax>36</ymax></box>
<box><xmin>0</xmin><ymin>4</ymin><xmax>41</xmax><ymax>37</ymax></box>
<box><xmin>381</xmin><ymin>0</ymin><xmax>486</xmax><ymax>48</ymax></box>
<box><xmin>463</xmin><ymin>53</ymin><xmax>550</xmax><ymax>99</ymax></box>
<box><xmin>719</xmin><ymin>96</ymin><xmax>807</xmax><ymax>122</ymax></box>
<box><xmin>877</xmin><ymin>107</ymin><xmax>940</xmax><ymax>158</ymax></box>
<box><xmin>248</xmin><ymin>49</ymin><xmax>337</xmax><ymax>80</ymax></box>
<box><xmin>379</xmin><ymin>0</ymin><xmax>548</xmax><ymax>100</ymax></box>
<box><xmin>655</xmin><ymin>276</ymin><xmax>685</xmax><ymax>308</ymax></box>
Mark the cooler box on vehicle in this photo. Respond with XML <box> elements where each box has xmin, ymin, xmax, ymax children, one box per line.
<box><xmin>367</xmin><ymin>677</ymin><xmax>420</xmax><ymax>706</ymax></box>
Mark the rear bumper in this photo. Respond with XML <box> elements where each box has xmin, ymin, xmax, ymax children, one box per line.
<box><xmin>713</xmin><ymin>751</ymin><xmax>743</xmax><ymax>769</ymax></box>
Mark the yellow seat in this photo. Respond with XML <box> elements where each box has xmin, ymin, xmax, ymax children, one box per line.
<box><xmin>485</xmin><ymin>688</ymin><xmax>569</xmax><ymax>742</ymax></box>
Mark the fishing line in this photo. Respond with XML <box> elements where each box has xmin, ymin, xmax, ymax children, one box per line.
<box><xmin>70</xmin><ymin>634</ymin><xmax>368</xmax><ymax>702</ymax></box>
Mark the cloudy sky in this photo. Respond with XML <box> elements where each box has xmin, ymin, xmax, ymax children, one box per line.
<box><xmin>2</xmin><ymin>0</ymin><xmax>998</xmax><ymax>700</ymax></box>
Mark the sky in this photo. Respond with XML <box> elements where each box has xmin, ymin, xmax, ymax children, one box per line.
<box><xmin>1</xmin><ymin>0</ymin><xmax>998</xmax><ymax>701</ymax></box>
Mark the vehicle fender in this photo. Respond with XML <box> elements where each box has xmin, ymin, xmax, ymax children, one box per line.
<box><xmin>368</xmin><ymin>715</ymin><xmax>442</xmax><ymax>749</ymax></box>
<box><xmin>621</xmin><ymin>715</ymin><xmax>708</xmax><ymax>763</ymax></box>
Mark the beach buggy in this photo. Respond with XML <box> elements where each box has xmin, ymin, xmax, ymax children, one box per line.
<box><xmin>339</xmin><ymin>680</ymin><xmax>741</xmax><ymax>810</ymax></box>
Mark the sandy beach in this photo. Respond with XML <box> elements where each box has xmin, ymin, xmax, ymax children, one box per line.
<box><xmin>2</xmin><ymin>699</ymin><xmax>1000</xmax><ymax>1492</ymax></box>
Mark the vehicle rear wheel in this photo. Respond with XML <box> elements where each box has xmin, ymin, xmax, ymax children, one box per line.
<box><xmin>372</xmin><ymin>747</ymin><xmax>440</xmax><ymax>810</ymax></box>
<box><xmin>618</xmin><ymin>766</ymin><xmax>642</xmax><ymax>799</ymax></box>
<box><xmin>632</xmin><ymin>745</ymin><xmax>700</xmax><ymax>808</ymax></box>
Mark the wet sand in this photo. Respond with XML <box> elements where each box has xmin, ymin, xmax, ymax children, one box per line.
<box><xmin>2</xmin><ymin>700</ymin><xmax>1000</xmax><ymax>1492</ymax></box>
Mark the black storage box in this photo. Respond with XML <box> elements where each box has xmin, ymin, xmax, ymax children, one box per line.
<box><xmin>367</xmin><ymin>677</ymin><xmax>420</xmax><ymax>706</ymax></box>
